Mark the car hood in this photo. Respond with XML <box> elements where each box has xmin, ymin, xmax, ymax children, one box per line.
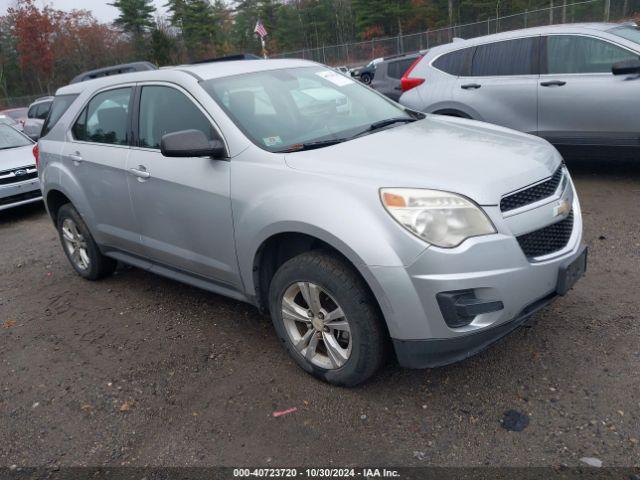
<box><xmin>0</xmin><ymin>145</ymin><xmax>35</xmax><ymax>171</ymax></box>
<box><xmin>284</xmin><ymin>115</ymin><xmax>562</xmax><ymax>205</ymax></box>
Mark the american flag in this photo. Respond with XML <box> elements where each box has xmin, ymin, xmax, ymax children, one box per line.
<box><xmin>254</xmin><ymin>19</ymin><xmax>268</xmax><ymax>38</ymax></box>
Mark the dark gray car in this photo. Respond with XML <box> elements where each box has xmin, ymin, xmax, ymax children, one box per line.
<box><xmin>371</xmin><ymin>53</ymin><xmax>422</xmax><ymax>101</ymax></box>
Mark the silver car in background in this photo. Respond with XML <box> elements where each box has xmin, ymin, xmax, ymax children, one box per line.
<box><xmin>38</xmin><ymin>59</ymin><xmax>585</xmax><ymax>386</ymax></box>
<box><xmin>0</xmin><ymin>124</ymin><xmax>40</xmax><ymax>211</ymax></box>
<box><xmin>400</xmin><ymin>23</ymin><xmax>640</xmax><ymax>160</ymax></box>
<box><xmin>24</xmin><ymin>96</ymin><xmax>53</xmax><ymax>140</ymax></box>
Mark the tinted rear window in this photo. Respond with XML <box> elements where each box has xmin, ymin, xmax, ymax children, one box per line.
<box><xmin>387</xmin><ymin>57</ymin><xmax>418</xmax><ymax>79</ymax></box>
<box><xmin>41</xmin><ymin>94</ymin><xmax>78</xmax><ymax>138</ymax></box>
<box><xmin>471</xmin><ymin>37</ymin><xmax>537</xmax><ymax>76</ymax></box>
<box><xmin>432</xmin><ymin>47</ymin><xmax>472</xmax><ymax>76</ymax></box>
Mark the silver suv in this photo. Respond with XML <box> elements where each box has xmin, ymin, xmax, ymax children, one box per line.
<box><xmin>38</xmin><ymin>59</ymin><xmax>586</xmax><ymax>386</ymax></box>
<box><xmin>400</xmin><ymin>23</ymin><xmax>640</xmax><ymax>160</ymax></box>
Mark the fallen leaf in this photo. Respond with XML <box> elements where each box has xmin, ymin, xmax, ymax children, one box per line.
<box><xmin>119</xmin><ymin>400</ymin><xmax>133</xmax><ymax>412</ymax></box>
<box><xmin>2</xmin><ymin>320</ymin><xmax>16</xmax><ymax>329</ymax></box>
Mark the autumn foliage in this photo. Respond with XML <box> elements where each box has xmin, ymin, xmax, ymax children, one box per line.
<box><xmin>1</xmin><ymin>0</ymin><xmax>132</xmax><ymax>99</ymax></box>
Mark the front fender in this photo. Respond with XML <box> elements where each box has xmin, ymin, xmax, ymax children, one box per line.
<box><xmin>231</xmin><ymin>158</ymin><xmax>428</xmax><ymax>298</ymax></box>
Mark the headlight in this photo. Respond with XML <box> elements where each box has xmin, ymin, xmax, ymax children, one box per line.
<box><xmin>380</xmin><ymin>188</ymin><xmax>495</xmax><ymax>248</ymax></box>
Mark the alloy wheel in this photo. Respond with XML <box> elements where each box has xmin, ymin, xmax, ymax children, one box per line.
<box><xmin>281</xmin><ymin>281</ymin><xmax>352</xmax><ymax>369</ymax></box>
<box><xmin>61</xmin><ymin>218</ymin><xmax>90</xmax><ymax>270</ymax></box>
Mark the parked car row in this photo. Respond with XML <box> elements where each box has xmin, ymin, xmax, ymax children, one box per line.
<box><xmin>343</xmin><ymin>23</ymin><xmax>639</xmax><ymax>160</ymax></box>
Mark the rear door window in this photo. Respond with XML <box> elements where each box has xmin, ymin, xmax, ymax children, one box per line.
<box><xmin>72</xmin><ymin>87</ymin><xmax>132</xmax><ymax>145</ymax></box>
<box><xmin>35</xmin><ymin>101</ymin><xmax>52</xmax><ymax>120</ymax></box>
<box><xmin>41</xmin><ymin>94</ymin><xmax>78</xmax><ymax>138</ymax></box>
<box><xmin>545</xmin><ymin>35</ymin><xmax>638</xmax><ymax>74</ymax></box>
<box><xmin>138</xmin><ymin>85</ymin><xmax>218</xmax><ymax>149</ymax></box>
<box><xmin>471</xmin><ymin>37</ymin><xmax>538</xmax><ymax>76</ymax></box>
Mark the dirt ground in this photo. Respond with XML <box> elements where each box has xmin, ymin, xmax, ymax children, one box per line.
<box><xmin>1</xmin><ymin>158</ymin><xmax>639</xmax><ymax>468</ymax></box>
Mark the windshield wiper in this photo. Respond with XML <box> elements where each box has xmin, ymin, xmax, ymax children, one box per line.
<box><xmin>277</xmin><ymin>138</ymin><xmax>346</xmax><ymax>152</ymax></box>
<box><xmin>350</xmin><ymin>117</ymin><xmax>417</xmax><ymax>140</ymax></box>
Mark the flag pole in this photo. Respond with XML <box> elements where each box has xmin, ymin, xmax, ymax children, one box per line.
<box><xmin>261</xmin><ymin>36</ymin><xmax>267</xmax><ymax>59</ymax></box>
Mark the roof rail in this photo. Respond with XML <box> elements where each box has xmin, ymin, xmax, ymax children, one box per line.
<box><xmin>190</xmin><ymin>53</ymin><xmax>262</xmax><ymax>64</ymax></box>
<box><xmin>70</xmin><ymin>61</ymin><xmax>157</xmax><ymax>84</ymax></box>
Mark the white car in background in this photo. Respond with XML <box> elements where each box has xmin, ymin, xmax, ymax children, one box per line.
<box><xmin>0</xmin><ymin>124</ymin><xmax>41</xmax><ymax>211</ymax></box>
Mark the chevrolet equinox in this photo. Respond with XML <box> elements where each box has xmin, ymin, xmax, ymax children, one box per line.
<box><xmin>37</xmin><ymin>59</ymin><xmax>586</xmax><ymax>386</ymax></box>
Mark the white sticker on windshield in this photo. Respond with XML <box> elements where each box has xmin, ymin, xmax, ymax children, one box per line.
<box><xmin>316</xmin><ymin>70</ymin><xmax>354</xmax><ymax>87</ymax></box>
<box><xmin>263</xmin><ymin>136</ymin><xmax>283</xmax><ymax>147</ymax></box>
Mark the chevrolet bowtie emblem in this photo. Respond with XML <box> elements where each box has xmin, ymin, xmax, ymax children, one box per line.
<box><xmin>553</xmin><ymin>199</ymin><xmax>571</xmax><ymax>217</ymax></box>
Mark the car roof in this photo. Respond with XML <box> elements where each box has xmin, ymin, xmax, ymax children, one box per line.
<box><xmin>56</xmin><ymin>58</ymin><xmax>318</xmax><ymax>96</ymax></box>
<box><xmin>428</xmin><ymin>22</ymin><xmax>624</xmax><ymax>54</ymax></box>
<box><xmin>29</xmin><ymin>96</ymin><xmax>54</xmax><ymax>106</ymax></box>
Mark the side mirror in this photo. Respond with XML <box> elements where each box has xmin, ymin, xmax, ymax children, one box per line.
<box><xmin>160</xmin><ymin>129</ymin><xmax>226</xmax><ymax>159</ymax></box>
<box><xmin>612</xmin><ymin>58</ymin><xmax>640</xmax><ymax>76</ymax></box>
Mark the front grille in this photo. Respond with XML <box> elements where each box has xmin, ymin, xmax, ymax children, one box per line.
<box><xmin>516</xmin><ymin>211</ymin><xmax>574</xmax><ymax>258</ymax></box>
<box><xmin>0</xmin><ymin>165</ymin><xmax>38</xmax><ymax>186</ymax></box>
<box><xmin>0</xmin><ymin>189</ymin><xmax>42</xmax><ymax>207</ymax></box>
<box><xmin>501</xmin><ymin>167</ymin><xmax>563</xmax><ymax>212</ymax></box>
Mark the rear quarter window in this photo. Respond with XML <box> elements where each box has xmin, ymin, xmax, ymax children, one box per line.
<box><xmin>432</xmin><ymin>47</ymin><xmax>473</xmax><ymax>76</ymax></box>
<box><xmin>40</xmin><ymin>94</ymin><xmax>78</xmax><ymax>138</ymax></box>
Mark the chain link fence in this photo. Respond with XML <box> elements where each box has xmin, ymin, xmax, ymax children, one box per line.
<box><xmin>273</xmin><ymin>0</ymin><xmax>639</xmax><ymax>66</ymax></box>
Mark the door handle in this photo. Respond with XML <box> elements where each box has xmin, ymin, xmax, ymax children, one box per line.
<box><xmin>69</xmin><ymin>152</ymin><xmax>83</xmax><ymax>162</ymax></box>
<box><xmin>129</xmin><ymin>166</ymin><xmax>150</xmax><ymax>180</ymax></box>
<box><xmin>540</xmin><ymin>80</ymin><xmax>566</xmax><ymax>87</ymax></box>
<box><xmin>461</xmin><ymin>83</ymin><xmax>481</xmax><ymax>90</ymax></box>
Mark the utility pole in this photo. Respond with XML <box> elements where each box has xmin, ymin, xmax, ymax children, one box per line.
<box><xmin>549</xmin><ymin>0</ymin><xmax>554</xmax><ymax>25</ymax></box>
<box><xmin>562</xmin><ymin>0</ymin><xmax>567</xmax><ymax>23</ymax></box>
<box><xmin>603</xmin><ymin>0</ymin><xmax>611</xmax><ymax>22</ymax></box>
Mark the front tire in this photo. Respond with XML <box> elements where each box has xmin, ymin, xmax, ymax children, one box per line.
<box><xmin>268</xmin><ymin>250</ymin><xmax>387</xmax><ymax>386</ymax></box>
<box><xmin>360</xmin><ymin>73</ymin><xmax>372</xmax><ymax>85</ymax></box>
<box><xmin>56</xmin><ymin>203</ymin><xmax>116</xmax><ymax>280</ymax></box>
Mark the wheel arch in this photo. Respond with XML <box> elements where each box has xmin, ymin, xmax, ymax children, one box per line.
<box><xmin>250</xmin><ymin>230</ymin><xmax>393</xmax><ymax>340</ymax></box>
<box><xmin>45</xmin><ymin>189</ymin><xmax>72</xmax><ymax>224</ymax></box>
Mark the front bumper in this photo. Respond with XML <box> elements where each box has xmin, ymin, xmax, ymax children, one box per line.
<box><xmin>393</xmin><ymin>290</ymin><xmax>557</xmax><ymax>368</ymax></box>
<box><xmin>0</xmin><ymin>177</ymin><xmax>42</xmax><ymax>211</ymax></box>
<box><xmin>366</xmin><ymin>170</ymin><xmax>585</xmax><ymax>368</ymax></box>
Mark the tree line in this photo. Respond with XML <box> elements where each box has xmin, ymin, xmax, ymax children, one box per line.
<box><xmin>1</xmin><ymin>0</ymin><xmax>637</xmax><ymax>101</ymax></box>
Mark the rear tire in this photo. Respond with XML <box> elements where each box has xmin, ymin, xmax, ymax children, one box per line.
<box><xmin>56</xmin><ymin>203</ymin><xmax>116</xmax><ymax>280</ymax></box>
<box><xmin>268</xmin><ymin>250</ymin><xmax>387</xmax><ymax>386</ymax></box>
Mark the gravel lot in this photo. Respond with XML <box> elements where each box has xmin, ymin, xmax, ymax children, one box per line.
<box><xmin>1</xmin><ymin>158</ymin><xmax>639</xmax><ymax>468</ymax></box>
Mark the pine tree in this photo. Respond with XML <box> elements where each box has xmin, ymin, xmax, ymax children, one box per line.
<box><xmin>109</xmin><ymin>0</ymin><xmax>156</xmax><ymax>59</ymax></box>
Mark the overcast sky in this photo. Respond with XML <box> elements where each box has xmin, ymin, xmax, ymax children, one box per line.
<box><xmin>0</xmin><ymin>0</ymin><xmax>169</xmax><ymax>23</ymax></box>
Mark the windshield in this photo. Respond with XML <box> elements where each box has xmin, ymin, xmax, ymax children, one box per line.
<box><xmin>202</xmin><ymin>66</ymin><xmax>412</xmax><ymax>152</ymax></box>
<box><xmin>608</xmin><ymin>25</ymin><xmax>640</xmax><ymax>46</ymax></box>
<box><xmin>0</xmin><ymin>124</ymin><xmax>32</xmax><ymax>149</ymax></box>
<box><xmin>0</xmin><ymin>116</ymin><xmax>17</xmax><ymax>126</ymax></box>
